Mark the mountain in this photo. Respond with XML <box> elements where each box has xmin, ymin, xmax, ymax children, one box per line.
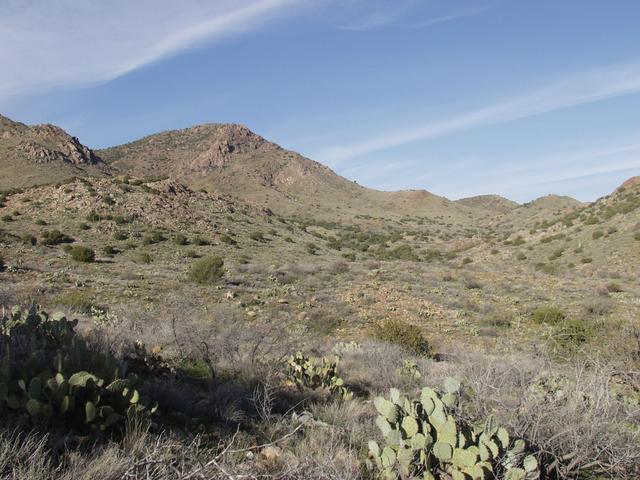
<box><xmin>97</xmin><ymin>123</ymin><xmax>471</xmax><ymax>221</ymax></box>
<box><xmin>455</xmin><ymin>194</ymin><xmax>519</xmax><ymax>214</ymax></box>
<box><xmin>0</xmin><ymin>115</ymin><xmax>109</xmax><ymax>190</ymax></box>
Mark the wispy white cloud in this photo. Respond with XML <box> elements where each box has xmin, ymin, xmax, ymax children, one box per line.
<box><xmin>335</xmin><ymin>137</ymin><xmax>640</xmax><ymax>201</ymax></box>
<box><xmin>0</xmin><ymin>0</ymin><xmax>305</xmax><ymax>105</ymax></box>
<box><xmin>339</xmin><ymin>2</ymin><xmax>490</xmax><ymax>32</ymax></box>
<box><xmin>316</xmin><ymin>61</ymin><xmax>640</xmax><ymax>165</ymax></box>
<box><xmin>408</xmin><ymin>5</ymin><xmax>492</xmax><ymax>29</ymax></box>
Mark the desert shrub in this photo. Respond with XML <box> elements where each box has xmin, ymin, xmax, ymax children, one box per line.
<box><xmin>113</xmin><ymin>214</ymin><xmax>133</xmax><ymax>225</ymax></box>
<box><xmin>491</xmin><ymin>249</ymin><xmax>499</xmax><ymax>255</ymax></box>
<box><xmin>143</xmin><ymin>231</ymin><xmax>165</xmax><ymax>245</ymax></box>
<box><xmin>103</xmin><ymin>245</ymin><xmax>117</xmax><ymax>256</ymax></box>
<box><xmin>188</xmin><ymin>255</ymin><xmax>225</xmax><ymax>284</ymax></box>
<box><xmin>465</xmin><ymin>278</ymin><xmax>483</xmax><ymax>289</ymax></box>
<box><xmin>55</xmin><ymin>291</ymin><xmax>96</xmax><ymax>314</ymax></box>
<box><xmin>1</xmin><ymin>214</ymin><xmax>13</xmax><ymax>222</ymax></box>
<box><xmin>86</xmin><ymin>210</ymin><xmax>101</xmax><ymax>222</ymax></box>
<box><xmin>0</xmin><ymin>306</ymin><xmax>154</xmax><ymax>435</ymax></box>
<box><xmin>113</xmin><ymin>231</ymin><xmax>128</xmax><ymax>241</ymax></box>
<box><xmin>284</xmin><ymin>236</ymin><xmax>294</xmax><ymax>243</ymax></box>
<box><xmin>191</xmin><ymin>236</ymin><xmax>210</xmax><ymax>246</ymax></box>
<box><xmin>220</xmin><ymin>234</ymin><xmax>237</xmax><ymax>246</ymax></box>
<box><xmin>69</xmin><ymin>245</ymin><xmax>95</xmax><ymax>262</ymax></box>
<box><xmin>547</xmin><ymin>318</ymin><xmax>595</xmax><ymax>354</ymax></box>
<box><xmin>174</xmin><ymin>233</ymin><xmax>189</xmax><ymax>246</ymax></box>
<box><xmin>185</xmin><ymin>249</ymin><xmax>200</xmax><ymax>258</ymax></box>
<box><xmin>137</xmin><ymin>252</ymin><xmax>153</xmax><ymax>264</ymax></box>
<box><xmin>78</xmin><ymin>222</ymin><xmax>91</xmax><ymax>230</ymax></box>
<box><xmin>306</xmin><ymin>242</ymin><xmax>319</xmax><ymax>254</ymax></box>
<box><xmin>41</xmin><ymin>229</ymin><xmax>73</xmax><ymax>245</ymax></box>
<box><xmin>371</xmin><ymin>319</ymin><xmax>431</xmax><ymax>356</ymax></box>
<box><xmin>583</xmin><ymin>299</ymin><xmax>613</xmax><ymax>316</ymax></box>
<box><xmin>634</xmin><ymin>232</ymin><xmax>640</xmax><ymax>241</ymax></box>
<box><xmin>606</xmin><ymin>282</ymin><xmax>623</xmax><ymax>293</ymax></box>
<box><xmin>592</xmin><ymin>230</ymin><xmax>604</xmax><ymax>240</ymax></box>
<box><xmin>101</xmin><ymin>195</ymin><xmax>115</xmax><ymax>205</ymax></box>
<box><xmin>35</xmin><ymin>219</ymin><xmax>46</xmax><ymax>226</ymax></box>
<box><xmin>534</xmin><ymin>262</ymin><xmax>557</xmax><ymax>275</ymax></box>
<box><xmin>461</xmin><ymin>256</ymin><xmax>472</xmax><ymax>265</ymax></box>
<box><xmin>342</xmin><ymin>252</ymin><xmax>356</xmax><ymax>261</ymax></box>
<box><xmin>516</xmin><ymin>252</ymin><xmax>527</xmax><ymax>260</ymax></box>
<box><xmin>531</xmin><ymin>306</ymin><xmax>566</xmax><ymax>325</ymax></box>
<box><xmin>548</xmin><ymin>248</ymin><xmax>564</xmax><ymax>260</ymax></box>
<box><xmin>580</xmin><ymin>257</ymin><xmax>593</xmax><ymax>264</ymax></box>
<box><xmin>22</xmin><ymin>234</ymin><xmax>37</xmax><ymax>246</ymax></box>
<box><xmin>0</xmin><ymin>255</ymin><xmax>4</xmax><ymax>272</ymax></box>
<box><xmin>249</xmin><ymin>231</ymin><xmax>264</xmax><ymax>242</ymax></box>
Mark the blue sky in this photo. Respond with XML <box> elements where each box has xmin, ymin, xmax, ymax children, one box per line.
<box><xmin>2</xmin><ymin>0</ymin><xmax>639</xmax><ymax>202</ymax></box>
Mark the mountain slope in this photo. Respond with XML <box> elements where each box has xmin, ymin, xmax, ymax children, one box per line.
<box><xmin>97</xmin><ymin>123</ymin><xmax>472</xmax><ymax>221</ymax></box>
<box><xmin>0</xmin><ymin>115</ymin><xmax>109</xmax><ymax>190</ymax></box>
<box><xmin>455</xmin><ymin>194</ymin><xmax>519</xmax><ymax>214</ymax></box>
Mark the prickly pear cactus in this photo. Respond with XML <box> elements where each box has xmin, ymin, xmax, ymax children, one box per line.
<box><xmin>367</xmin><ymin>379</ymin><xmax>540</xmax><ymax>479</ymax></box>
<box><xmin>0</xmin><ymin>306</ymin><xmax>157</xmax><ymax>433</ymax></box>
<box><xmin>286</xmin><ymin>351</ymin><xmax>351</xmax><ymax>399</ymax></box>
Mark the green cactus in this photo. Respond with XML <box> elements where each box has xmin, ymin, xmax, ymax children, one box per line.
<box><xmin>0</xmin><ymin>306</ymin><xmax>157</xmax><ymax>433</ymax></box>
<box><xmin>285</xmin><ymin>351</ymin><xmax>351</xmax><ymax>399</ymax></box>
<box><xmin>367</xmin><ymin>378</ymin><xmax>542</xmax><ymax>479</ymax></box>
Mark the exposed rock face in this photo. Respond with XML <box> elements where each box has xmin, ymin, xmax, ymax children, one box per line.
<box><xmin>1</xmin><ymin>117</ymin><xmax>100</xmax><ymax>166</ymax></box>
<box><xmin>16</xmin><ymin>136</ymin><xmax>98</xmax><ymax>165</ymax></box>
<box><xmin>619</xmin><ymin>176</ymin><xmax>640</xmax><ymax>190</ymax></box>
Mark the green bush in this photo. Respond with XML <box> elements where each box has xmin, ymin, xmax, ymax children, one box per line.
<box><xmin>188</xmin><ymin>256</ymin><xmax>224</xmax><ymax>284</ymax></box>
<box><xmin>41</xmin><ymin>230</ymin><xmax>73</xmax><ymax>246</ymax></box>
<box><xmin>531</xmin><ymin>306</ymin><xmax>566</xmax><ymax>325</ymax></box>
<box><xmin>69</xmin><ymin>246</ymin><xmax>95</xmax><ymax>263</ymax></box>
<box><xmin>372</xmin><ymin>319</ymin><xmax>431</xmax><ymax>356</ymax></box>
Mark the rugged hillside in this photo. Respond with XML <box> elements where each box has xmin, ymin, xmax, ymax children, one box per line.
<box><xmin>97</xmin><ymin>123</ymin><xmax>472</xmax><ymax>221</ymax></box>
<box><xmin>455</xmin><ymin>194</ymin><xmax>519</xmax><ymax>214</ymax></box>
<box><xmin>0</xmin><ymin>115</ymin><xmax>110</xmax><ymax>190</ymax></box>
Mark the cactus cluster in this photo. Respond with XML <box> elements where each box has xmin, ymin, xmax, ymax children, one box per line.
<box><xmin>285</xmin><ymin>351</ymin><xmax>351</xmax><ymax>399</ymax></box>
<box><xmin>368</xmin><ymin>379</ymin><xmax>539</xmax><ymax>479</ymax></box>
<box><xmin>396</xmin><ymin>360</ymin><xmax>422</xmax><ymax>380</ymax></box>
<box><xmin>331</xmin><ymin>341</ymin><xmax>361</xmax><ymax>356</ymax></box>
<box><xmin>0</xmin><ymin>306</ymin><xmax>156</xmax><ymax>432</ymax></box>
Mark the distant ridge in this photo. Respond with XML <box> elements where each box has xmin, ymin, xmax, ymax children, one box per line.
<box><xmin>455</xmin><ymin>194</ymin><xmax>519</xmax><ymax>214</ymax></box>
